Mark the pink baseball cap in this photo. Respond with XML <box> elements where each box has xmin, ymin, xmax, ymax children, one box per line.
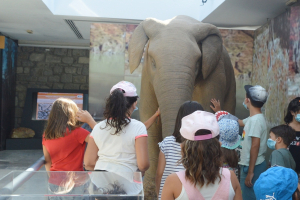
<box><xmin>110</xmin><ymin>81</ymin><xmax>138</xmax><ymax>97</ymax></box>
<box><xmin>180</xmin><ymin>111</ymin><xmax>220</xmax><ymax>141</ymax></box>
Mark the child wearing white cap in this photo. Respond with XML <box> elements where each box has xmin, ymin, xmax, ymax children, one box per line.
<box><xmin>81</xmin><ymin>81</ymin><xmax>150</xmax><ymax>181</ymax></box>
<box><xmin>161</xmin><ymin>111</ymin><xmax>242</xmax><ymax>200</ymax></box>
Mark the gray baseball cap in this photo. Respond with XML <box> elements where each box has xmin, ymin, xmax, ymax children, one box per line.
<box><xmin>244</xmin><ymin>85</ymin><xmax>268</xmax><ymax>107</ymax></box>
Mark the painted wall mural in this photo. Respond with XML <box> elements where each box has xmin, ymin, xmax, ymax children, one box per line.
<box><xmin>89</xmin><ymin>24</ymin><xmax>254</xmax><ymax>122</ymax></box>
<box><xmin>220</xmin><ymin>29</ymin><xmax>254</xmax><ymax>120</ymax></box>
<box><xmin>289</xmin><ymin>6</ymin><xmax>300</xmax><ymax>98</ymax></box>
<box><xmin>252</xmin><ymin>5</ymin><xmax>300</xmax><ymax>129</ymax></box>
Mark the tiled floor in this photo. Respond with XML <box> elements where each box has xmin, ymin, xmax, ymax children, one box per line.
<box><xmin>0</xmin><ymin>150</ymin><xmax>45</xmax><ymax>179</ymax></box>
<box><xmin>0</xmin><ymin>150</ymin><xmax>47</xmax><ymax>199</ymax></box>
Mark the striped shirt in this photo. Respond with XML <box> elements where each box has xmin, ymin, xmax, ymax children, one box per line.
<box><xmin>158</xmin><ymin>136</ymin><xmax>185</xmax><ymax>199</ymax></box>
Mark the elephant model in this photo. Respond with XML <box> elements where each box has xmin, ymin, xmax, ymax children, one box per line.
<box><xmin>128</xmin><ymin>15</ymin><xmax>236</xmax><ymax>198</ymax></box>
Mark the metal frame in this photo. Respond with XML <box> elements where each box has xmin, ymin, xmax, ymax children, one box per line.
<box><xmin>0</xmin><ymin>156</ymin><xmax>45</xmax><ymax>200</ymax></box>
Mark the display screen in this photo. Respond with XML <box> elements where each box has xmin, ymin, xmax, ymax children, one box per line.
<box><xmin>36</xmin><ymin>92</ymin><xmax>83</xmax><ymax>120</ymax></box>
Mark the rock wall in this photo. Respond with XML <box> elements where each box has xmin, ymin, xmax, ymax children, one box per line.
<box><xmin>15</xmin><ymin>47</ymin><xmax>89</xmax><ymax>128</ymax></box>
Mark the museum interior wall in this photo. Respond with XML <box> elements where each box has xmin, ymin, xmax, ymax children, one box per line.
<box><xmin>9</xmin><ymin>25</ymin><xmax>254</xmax><ymax>143</ymax></box>
<box><xmin>0</xmin><ymin>37</ymin><xmax>17</xmax><ymax>150</ymax></box>
<box><xmin>8</xmin><ymin>4</ymin><xmax>300</xmax><ymax>147</ymax></box>
<box><xmin>15</xmin><ymin>47</ymin><xmax>90</xmax><ymax>128</ymax></box>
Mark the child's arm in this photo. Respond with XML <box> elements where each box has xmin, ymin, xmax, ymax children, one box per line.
<box><xmin>155</xmin><ymin>150</ymin><xmax>166</xmax><ymax>197</ymax></box>
<box><xmin>238</xmin><ymin>119</ymin><xmax>245</xmax><ymax>127</ymax></box>
<box><xmin>77</xmin><ymin>110</ymin><xmax>97</xmax><ymax>129</ymax></box>
<box><xmin>144</xmin><ymin>108</ymin><xmax>160</xmax><ymax>130</ymax></box>
<box><xmin>43</xmin><ymin>145</ymin><xmax>52</xmax><ymax>171</ymax></box>
<box><xmin>231</xmin><ymin>170</ymin><xmax>242</xmax><ymax>200</ymax></box>
<box><xmin>270</xmin><ymin>150</ymin><xmax>285</xmax><ymax>167</ymax></box>
<box><xmin>161</xmin><ymin>173</ymin><xmax>180</xmax><ymax>200</ymax></box>
<box><xmin>84</xmin><ymin>136</ymin><xmax>99</xmax><ymax>170</ymax></box>
<box><xmin>245</xmin><ymin>137</ymin><xmax>260</xmax><ymax>187</ymax></box>
<box><xmin>135</xmin><ymin>136</ymin><xmax>150</xmax><ymax>173</ymax></box>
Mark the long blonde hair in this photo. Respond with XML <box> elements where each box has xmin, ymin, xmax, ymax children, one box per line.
<box><xmin>44</xmin><ymin>98</ymin><xmax>81</xmax><ymax>140</ymax></box>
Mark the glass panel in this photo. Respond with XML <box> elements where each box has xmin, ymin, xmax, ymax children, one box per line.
<box><xmin>89</xmin><ymin>23</ymin><xmax>126</xmax><ymax>121</ymax></box>
<box><xmin>89</xmin><ymin>22</ymin><xmax>144</xmax><ymax>121</ymax></box>
<box><xmin>124</xmin><ymin>76</ymin><xmax>142</xmax><ymax>120</ymax></box>
<box><xmin>0</xmin><ymin>171</ymin><xmax>143</xmax><ymax>199</ymax></box>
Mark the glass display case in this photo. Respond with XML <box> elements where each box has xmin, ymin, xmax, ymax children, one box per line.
<box><xmin>0</xmin><ymin>171</ymin><xmax>143</xmax><ymax>200</ymax></box>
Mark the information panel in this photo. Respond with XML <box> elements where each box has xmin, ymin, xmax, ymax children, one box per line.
<box><xmin>36</xmin><ymin>92</ymin><xmax>83</xmax><ymax>120</ymax></box>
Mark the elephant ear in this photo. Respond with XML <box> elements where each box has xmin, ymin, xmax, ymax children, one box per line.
<box><xmin>128</xmin><ymin>18</ymin><xmax>163</xmax><ymax>73</ymax></box>
<box><xmin>192</xmin><ymin>23</ymin><xmax>223</xmax><ymax>79</ymax></box>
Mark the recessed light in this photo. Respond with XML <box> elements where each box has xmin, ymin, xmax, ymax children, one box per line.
<box><xmin>26</xmin><ymin>30</ymin><xmax>33</xmax><ymax>34</ymax></box>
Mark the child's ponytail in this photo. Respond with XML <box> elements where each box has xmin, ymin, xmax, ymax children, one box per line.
<box><xmin>103</xmin><ymin>89</ymin><xmax>137</xmax><ymax>135</ymax></box>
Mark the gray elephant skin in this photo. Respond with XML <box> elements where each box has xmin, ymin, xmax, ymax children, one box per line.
<box><xmin>128</xmin><ymin>15</ymin><xmax>236</xmax><ymax>198</ymax></box>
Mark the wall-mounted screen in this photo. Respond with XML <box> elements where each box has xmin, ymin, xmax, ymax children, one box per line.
<box><xmin>35</xmin><ymin>92</ymin><xmax>83</xmax><ymax>120</ymax></box>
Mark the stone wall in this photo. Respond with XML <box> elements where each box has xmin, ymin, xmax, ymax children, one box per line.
<box><xmin>15</xmin><ymin>47</ymin><xmax>89</xmax><ymax>128</ymax></box>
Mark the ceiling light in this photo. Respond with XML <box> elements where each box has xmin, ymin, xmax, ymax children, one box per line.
<box><xmin>26</xmin><ymin>30</ymin><xmax>33</xmax><ymax>34</ymax></box>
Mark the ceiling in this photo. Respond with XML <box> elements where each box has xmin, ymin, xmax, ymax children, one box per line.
<box><xmin>203</xmin><ymin>0</ymin><xmax>289</xmax><ymax>27</ymax></box>
<box><xmin>0</xmin><ymin>0</ymin><xmax>292</xmax><ymax>48</ymax></box>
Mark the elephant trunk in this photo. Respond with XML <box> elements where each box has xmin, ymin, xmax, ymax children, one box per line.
<box><xmin>154</xmin><ymin>72</ymin><xmax>194</xmax><ymax>138</ymax></box>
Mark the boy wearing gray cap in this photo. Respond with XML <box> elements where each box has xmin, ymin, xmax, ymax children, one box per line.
<box><xmin>238</xmin><ymin>85</ymin><xmax>269</xmax><ymax>200</ymax></box>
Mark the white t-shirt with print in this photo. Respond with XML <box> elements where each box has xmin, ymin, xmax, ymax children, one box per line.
<box><xmin>91</xmin><ymin>119</ymin><xmax>147</xmax><ymax>181</ymax></box>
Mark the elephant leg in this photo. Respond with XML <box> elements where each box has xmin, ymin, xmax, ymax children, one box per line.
<box><xmin>192</xmin><ymin>61</ymin><xmax>227</xmax><ymax>112</ymax></box>
<box><xmin>139</xmin><ymin>70</ymin><xmax>162</xmax><ymax>199</ymax></box>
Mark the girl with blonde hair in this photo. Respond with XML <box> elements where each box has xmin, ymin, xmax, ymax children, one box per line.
<box><xmin>42</xmin><ymin>97</ymin><xmax>90</xmax><ymax>172</ymax></box>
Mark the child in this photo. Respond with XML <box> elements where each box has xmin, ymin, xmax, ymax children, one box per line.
<box><xmin>284</xmin><ymin>97</ymin><xmax>300</xmax><ymax>174</ymax></box>
<box><xmin>254</xmin><ymin>166</ymin><xmax>299</xmax><ymax>200</ymax></box>
<box><xmin>237</xmin><ymin>85</ymin><xmax>269</xmax><ymax>200</ymax></box>
<box><xmin>268</xmin><ymin>125</ymin><xmax>296</xmax><ymax>169</ymax></box>
<box><xmin>155</xmin><ymin>101</ymin><xmax>204</xmax><ymax>199</ymax></box>
<box><xmin>83</xmin><ymin>81</ymin><xmax>150</xmax><ymax>180</ymax></box>
<box><xmin>161</xmin><ymin>111</ymin><xmax>242</xmax><ymax>199</ymax></box>
<box><xmin>216</xmin><ymin>114</ymin><xmax>241</xmax><ymax>178</ymax></box>
<box><xmin>42</xmin><ymin>98</ymin><xmax>90</xmax><ymax>172</ymax></box>
<box><xmin>42</xmin><ymin>98</ymin><xmax>90</xmax><ymax>198</ymax></box>
<box><xmin>211</xmin><ymin>84</ymin><xmax>269</xmax><ymax>200</ymax></box>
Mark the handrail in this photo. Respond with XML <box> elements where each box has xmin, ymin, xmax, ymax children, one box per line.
<box><xmin>0</xmin><ymin>156</ymin><xmax>45</xmax><ymax>200</ymax></box>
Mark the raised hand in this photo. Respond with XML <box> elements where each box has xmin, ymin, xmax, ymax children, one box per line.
<box><xmin>210</xmin><ymin>98</ymin><xmax>221</xmax><ymax>113</ymax></box>
<box><xmin>156</xmin><ymin>108</ymin><xmax>160</xmax><ymax>116</ymax></box>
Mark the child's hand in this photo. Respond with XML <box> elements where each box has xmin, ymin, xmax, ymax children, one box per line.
<box><xmin>156</xmin><ymin>108</ymin><xmax>160</xmax><ymax>117</ymax></box>
<box><xmin>245</xmin><ymin>172</ymin><xmax>254</xmax><ymax>187</ymax></box>
<box><xmin>76</xmin><ymin>110</ymin><xmax>93</xmax><ymax>123</ymax></box>
<box><xmin>210</xmin><ymin>99</ymin><xmax>221</xmax><ymax>113</ymax></box>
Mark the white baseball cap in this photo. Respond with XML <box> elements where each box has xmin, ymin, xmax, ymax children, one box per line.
<box><xmin>110</xmin><ymin>81</ymin><xmax>138</xmax><ymax>97</ymax></box>
<box><xmin>180</xmin><ymin>111</ymin><xmax>219</xmax><ymax>141</ymax></box>
<box><xmin>244</xmin><ymin>85</ymin><xmax>268</xmax><ymax>106</ymax></box>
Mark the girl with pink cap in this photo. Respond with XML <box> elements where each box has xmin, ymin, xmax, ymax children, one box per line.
<box><xmin>80</xmin><ymin>81</ymin><xmax>150</xmax><ymax>179</ymax></box>
<box><xmin>161</xmin><ymin>111</ymin><xmax>242</xmax><ymax>200</ymax></box>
